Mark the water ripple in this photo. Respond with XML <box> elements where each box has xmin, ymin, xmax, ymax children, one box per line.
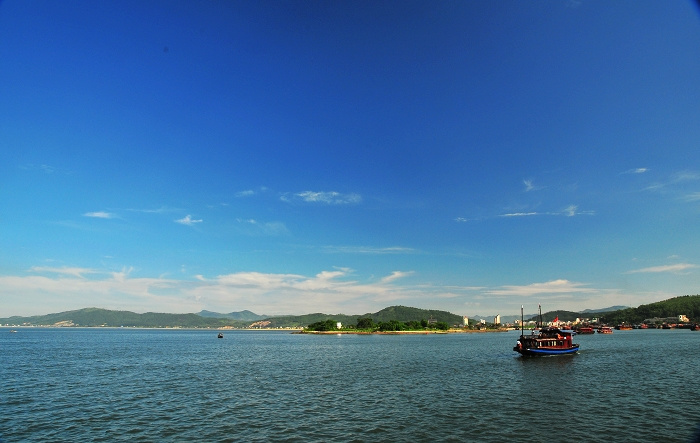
<box><xmin>2</xmin><ymin>329</ymin><xmax>700</xmax><ymax>442</ymax></box>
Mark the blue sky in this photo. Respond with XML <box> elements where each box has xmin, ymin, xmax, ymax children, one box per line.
<box><xmin>1</xmin><ymin>0</ymin><xmax>699</xmax><ymax>318</ymax></box>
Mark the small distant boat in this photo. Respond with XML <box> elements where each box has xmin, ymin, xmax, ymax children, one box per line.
<box><xmin>691</xmin><ymin>323</ymin><xmax>700</xmax><ymax>331</ymax></box>
<box><xmin>598</xmin><ymin>326</ymin><xmax>613</xmax><ymax>334</ymax></box>
<box><xmin>9</xmin><ymin>330</ymin><xmax>17</xmax><ymax>333</ymax></box>
<box><xmin>217</xmin><ymin>333</ymin><xmax>224</xmax><ymax>339</ymax></box>
<box><xmin>576</xmin><ymin>326</ymin><xmax>595</xmax><ymax>334</ymax></box>
<box><xmin>514</xmin><ymin>305</ymin><xmax>579</xmax><ymax>356</ymax></box>
<box><xmin>616</xmin><ymin>324</ymin><xmax>633</xmax><ymax>330</ymax></box>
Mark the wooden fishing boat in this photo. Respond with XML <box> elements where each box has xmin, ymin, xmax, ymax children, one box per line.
<box><xmin>598</xmin><ymin>326</ymin><xmax>613</xmax><ymax>334</ymax></box>
<box><xmin>514</xmin><ymin>305</ymin><xmax>579</xmax><ymax>356</ymax></box>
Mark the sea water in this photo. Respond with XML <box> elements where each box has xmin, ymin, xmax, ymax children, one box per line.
<box><xmin>2</xmin><ymin>328</ymin><xmax>699</xmax><ymax>442</ymax></box>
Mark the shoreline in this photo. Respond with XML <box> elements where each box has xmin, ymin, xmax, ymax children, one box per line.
<box><xmin>296</xmin><ymin>328</ymin><xmax>510</xmax><ymax>335</ymax></box>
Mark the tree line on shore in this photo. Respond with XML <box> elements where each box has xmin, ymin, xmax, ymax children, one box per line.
<box><xmin>305</xmin><ymin>317</ymin><xmax>451</xmax><ymax>332</ymax></box>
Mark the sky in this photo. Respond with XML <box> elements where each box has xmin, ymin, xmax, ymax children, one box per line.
<box><xmin>1</xmin><ymin>0</ymin><xmax>699</xmax><ymax>318</ymax></box>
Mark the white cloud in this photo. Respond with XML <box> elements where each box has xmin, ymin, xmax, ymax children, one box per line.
<box><xmin>322</xmin><ymin>245</ymin><xmax>415</xmax><ymax>254</ymax></box>
<box><xmin>284</xmin><ymin>191</ymin><xmax>362</xmax><ymax>205</ymax></box>
<box><xmin>671</xmin><ymin>171</ymin><xmax>700</xmax><ymax>183</ymax></box>
<box><xmin>0</xmin><ymin>267</ymin><xmax>685</xmax><ymax>319</ymax></box>
<box><xmin>175</xmin><ymin>215</ymin><xmax>203</xmax><ymax>226</ymax></box>
<box><xmin>380</xmin><ymin>271</ymin><xmax>414</xmax><ymax>284</ymax></box>
<box><xmin>643</xmin><ymin>170</ymin><xmax>700</xmax><ymax>194</ymax></box>
<box><xmin>111</xmin><ymin>266</ymin><xmax>134</xmax><ymax>282</ymax></box>
<box><xmin>30</xmin><ymin>266</ymin><xmax>98</xmax><ymax>278</ymax></box>
<box><xmin>129</xmin><ymin>206</ymin><xmax>177</xmax><ymax>214</ymax></box>
<box><xmin>484</xmin><ymin>279</ymin><xmax>595</xmax><ymax>296</ymax></box>
<box><xmin>623</xmin><ymin>168</ymin><xmax>648</xmax><ymax>174</ymax></box>
<box><xmin>0</xmin><ymin>266</ymin><xmax>427</xmax><ymax>317</ymax></box>
<box><xmin>235</xmin><ymin>218</ymin><xmax>288</xmax><ymax>236</ymax></box>
<box><xmin>235</xmin><ymin>187</ymin><xmax>268</xmax><ymax>198</ymax></box>
<box><xmin>84</xmin><ymin>211</ymin><xmax>115</xmax><ymax>219</ymax></box>
<box><xmin>523</xmin><ymin>179</ymin><xmax>544</xmax><ymax>192</ymax></box>
<box><xmin>563</xmin><ymin>205</ymin><xmax>577</xmax><ymax>217</ymax></box>
<box><xmin>626</xmin><ymin>263</ymin><xmax>698</xmax><ymax>274</ymax></box>
<box><xmin>500</xmin><ymin>212</ymin><xmax>539</xmax><ymax>217</ymax></box>
<box><xmin>524</xmin><ymin>180</ymin><xmax>535</xmax><ymax>192</ymax></box>
<box><xmin>682</xmin><ymin>192</ymin><xmax>700</xmax><ymax>202</ymax></box>
<box><xmin>499</xmin><ymin>206</ymin><xmax>593</xmax><ymax>218</ymax></box>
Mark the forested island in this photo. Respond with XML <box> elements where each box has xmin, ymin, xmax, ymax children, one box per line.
<box><xmin>301</xmin><ymin>317</ymin><xmax>453</xmax><ymax>333</ymax></box>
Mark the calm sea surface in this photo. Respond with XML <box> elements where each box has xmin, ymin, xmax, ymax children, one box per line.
<box><xmin>2</xmin><ymin>328</ymin><xmax>699</xmax><ymax>442</ymax></box>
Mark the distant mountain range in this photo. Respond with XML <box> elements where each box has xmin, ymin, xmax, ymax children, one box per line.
<box><xmin>0</xmin><ymin>306</ymin><xmax>464</xmax><ymax>328</ymax></box>
<box><xmin>2</xmin><ymin>296</ymin><xmax>698</xmax><ymax>328</ymax></box>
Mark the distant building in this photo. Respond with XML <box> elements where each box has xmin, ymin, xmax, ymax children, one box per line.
<box><xmin>679</xmin><ymin>315</ymin><xmax>689</xmax><ymax>323</ymax></box>
<box><xmin>494</xmin><ymin>315</ymin><xmax>501</xmax><ymax>325</ymax></box>
<box><xmin>463</xmin><ymin>316</ymin><xmax>469</xmax><ymax>326</ymax></box>
<box><xmin>337</xmin><ymin>322</ymin><xmax>342</xmax><ymax>329</ymax></box>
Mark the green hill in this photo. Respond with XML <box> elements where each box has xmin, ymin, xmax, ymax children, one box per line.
<box><xmin>5</xmin><ymin>298</ymin><xmax>696</xmax><ymax>329</ymax></box>
<box><xmin>528</xmin><ymin>295</ymin><xmax>700</xmax><ymax>324</ymax></box>
<box><xmin>0</xmin><ymin>307</ymin><xmax>248</xmax><ymax>328</ymax></box>
<box><xmin>0</xmin><ymin>305</ymin><xmax>465</xmax><ymax>329</ymax></box>
<box><xmin>365</xmin><ymin>305</ymin><xmax>462</xmax><ymax>324</ymax></box>
<box><xmin>599</xmin><ymin>295</ymin><xmax>700</xmax><ymax>324</ymax></box>
<box><xmin>261</xmin><ymin>305</ymin><xmax>464</xmax><ymax>328</ymax></box>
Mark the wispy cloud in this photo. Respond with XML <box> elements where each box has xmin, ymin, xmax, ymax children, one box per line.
<box><xmin>282</xmin><ymin>191</ymin><xmax>362</xmax><ymax>205</ymax></box>
<box><xmin>235</xmin><ymin>186</ymin><xmax>268</xmax><ymax>198</ymax></box>
<box><xmin>235</xmin><ymin>218</ymin><xmax>288</xmax><ymax>236</ymax></box>
<box><xmin>321</xmin><ymin>245</ymin><xmax>415</xmax><ymax>254</ymax></box>
<box><xmin>175</xmin><ymin>215</ymin><xmax>203</xmax><ymax>226</ymax></box>
<box><xmin>1</xmin><ymin>265</ymin><xmax>430</xmax><ymax>317</ymax></box>
<box><xmin>523</xmin><ymin>179</ymin><xmax>544</xmax><ymax>192</ymax></box>
<box><xmin>30</xmin><ymin>266</ymin><xmax>98</xmax><ymax>278</ymax></box>
<box><xmin>499</xmin><ymin>205</ymin><xmax>593</xmax><ymax>218</ymax></box>
<box><xmin>129</xmin><ymin>206</ymin><xmax>177</xmax><ymax>214</ymax></box>
<box><xmin>682</xmin><ymin>192</ymin><xmax>700</xmax><ymax>202</ymax></box>
<box><xmin>563</xmin><ymin>205</ymin><xmax>578</xmax><ymax>217</ymax></box>
<box><xmin>0</xmin><ymin>267</ymin><xmax>671</xmax><ymax>318</ymax></box>
<box><xmin>623</xmin><ymin>168</ymin><xmax>649</xmax><ymax>174</ymax></box>
<box><xmin>626</xmin><ymin>263</ymin><xmax>698</xmax><ymax>274</ymax></box>
<box><xmin>671</xmin><ymin>171</ymin><xmax>700</xmax><ymax>183</ymax></box>
<box><xmin>484</xmin><ymin>279</ymin><xmax>595</xmax><ymax>296</ymax></box>
<box><xmin>84</xmin><ymin>211</ymin><xmax>115</xmax><ymax>219</ymax></box>
<box><xmin>643</xmin><ymin>170</ymin><xmax>699</xmax><ymax>193</ymax></box>
<box><xmin>500</xmin><ymin>212</ymin><xmax>539</xmax><ymax>217</ymax></box>
<box><xmin>380</xmin><ymin>271</ymin><xmax>414</xmax><ymax>284</ymax></box>
<box><xmin>20</xmin><ymin>163</ymin><xmax>71</xmax><ymax>175</ymax></box>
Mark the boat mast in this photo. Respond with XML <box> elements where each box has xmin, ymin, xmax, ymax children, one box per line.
<box><xmin>538</xmin><ymin>304</ymin><xmax>542</xmax><ymax>329</ymax></box>
<box><xmin>520</xmin><ymin>305</ymin><xmax>524</xmax><ymax>336</ymax></box>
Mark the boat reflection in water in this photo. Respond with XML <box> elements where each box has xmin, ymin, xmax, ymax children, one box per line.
<box><xmin>514</xmin><ymin>305</ymin><xmax>579</xmax><ymax>357</ymax></box>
